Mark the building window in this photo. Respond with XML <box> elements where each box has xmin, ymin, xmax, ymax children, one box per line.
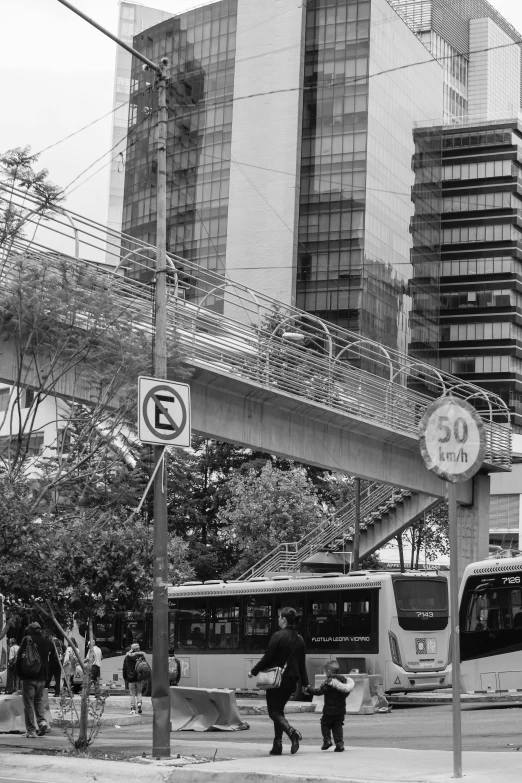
<box><xmin>0</xmin><ymin>433</ymin><xmax>44</xmax><ymax>458</ymax></box>
<box><xmin>25</xmin><ymin>389</ymin><xmax>35</xmax><ymax>408</ymax></box>
<box><xmin>441</xmin><ymin>257</ymin><xmax>514</xmax><ymax>276</ymax></box>
<box><xmin>442</xmin><ymin>224</ymin><xmax>517</xmax><ymax>244</ymax></box>
<box><xmin>441</xmin><ymin>289</ymin><xmax>513</xmax><ymax>309</ymax></box>
<box><xmin>443</xmin><ymin>160</ymin><xmax>513</xmax><ymax>181</ymax></box>
<box><xmin>0</xmin><ymin>388</ymin><xmax>9</xmax><ymax>413</ymax></box>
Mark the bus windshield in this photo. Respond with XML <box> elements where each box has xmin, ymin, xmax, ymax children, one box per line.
<box><xmin>463</xmin><ymin>585</ymin><xmax>522</xmax><ymax>632</ymax></box>
<box><xmin>393</xmin><ymin>579</ymin><xmax>448</xmax><ymax>613</ymax></box>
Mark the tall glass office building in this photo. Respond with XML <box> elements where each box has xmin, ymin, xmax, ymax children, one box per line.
<box><xmin>122</xmin><ymin>0</ymin><xmax>443</xmax><ymax>351</ymax></box>
<box><xmin>412</xmin><ymin>119</ymin><xmax>522</xmax><ymax>427</ymax></box>
<box><xmin>122</xmin><ymin>0</ymin><xmax>237</xmax><ymax>292</ymax></box>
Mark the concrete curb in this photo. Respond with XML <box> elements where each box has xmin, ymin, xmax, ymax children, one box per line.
<box><xmin>388</xmin><ymin>692</ymin><xmax>522</xmax><ymax>705</ymax></box>
<box><xmin>239</xmin><ymin>703</ymin><xmax>315</xmax><ymax>715</ymax></box>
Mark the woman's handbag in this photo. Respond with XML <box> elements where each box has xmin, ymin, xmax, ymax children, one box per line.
<box><xmin>256</xmin><ymin>633</ymin><xmax>300</xmax><ymax>690</ymax></box>
<box><xmin>256</xmin><ymin>666</ymin><xmax>284</xmax><ymax>690</ymax></box>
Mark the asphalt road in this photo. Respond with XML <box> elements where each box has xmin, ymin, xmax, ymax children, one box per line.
<box><xmin>0</xmin><ymin>703</ymin><xmax>521</xmax><ymax>760</ymax></box>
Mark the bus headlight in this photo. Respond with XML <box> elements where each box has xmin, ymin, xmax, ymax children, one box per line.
<box><xmin>389</xmin><ymin>631</ymin><xmax>402</xmax><ymax>666</ymax></box>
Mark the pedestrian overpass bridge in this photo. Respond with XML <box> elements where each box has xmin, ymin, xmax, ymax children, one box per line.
<box><xmin>0</xmin><ymin>189</ymin><xmax>512</xmax><ymax>573</ymax></box>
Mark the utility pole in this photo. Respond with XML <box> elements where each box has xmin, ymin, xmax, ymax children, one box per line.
<box><xmin>151</xmin><ymin>72</ymin><xmax>171</xmax><ymax>759</ymax></box>
<box><xmin>56</xmin><ymin>0</ymin><xmax>171</xmax><ymax>758</ymax></box>
<box><xmin>353</xmin><ymin>478</ymin><xmax>361</xmax><ymax>570</ymax></box>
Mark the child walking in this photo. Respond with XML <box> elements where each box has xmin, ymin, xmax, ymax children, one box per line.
<box><xmin>306</xmin><ymin>661</ymin><xmax>354</xmax><ymax>752</ymax></box>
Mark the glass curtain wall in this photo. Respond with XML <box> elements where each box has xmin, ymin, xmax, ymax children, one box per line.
<box><xmin>297</xmin><ymin>0</ymin><xmax>371</xmax><ymax>331</ymax></box>
<box><xmin>410</xmin><ymin>126</ymin><xmax>442</xmax><ymax>363</ymax></box>
<box><xmin>122</xmin><ymin>1</ymin><xmax>237</xmax><ymax>308</ymax></box>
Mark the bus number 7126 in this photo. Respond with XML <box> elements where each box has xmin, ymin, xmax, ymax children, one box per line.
<box><xmin>502</xmin><ymin>576</ymin><xmax>521</xmax><ymax>584</ymax></box>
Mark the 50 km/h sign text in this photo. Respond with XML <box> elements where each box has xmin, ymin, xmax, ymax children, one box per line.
<box><xmin>418</xmin><ymin>396</ymin><xmax>486</xmax><ymax>483</ymax></box>
<box><xmin>436</xmin><ymin>416</ymin><xmax>469</xmax><ymax>463</ymax></box>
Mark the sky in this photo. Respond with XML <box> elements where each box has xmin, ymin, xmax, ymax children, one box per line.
<box><xmin>1</xmin><ymin>0</ymin><xmax>521</xmax><ymax>233</ymax></box>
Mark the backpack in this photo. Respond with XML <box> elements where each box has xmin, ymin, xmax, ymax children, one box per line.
<box><xmin>19</xmin><ymin>636</ymin><xmax>42</xmax><ymax>677</ymax></box>
<box><xmin>135</xmin><ymin>658</ymin><xmax>151</xmax><ymax>681</ymax></box>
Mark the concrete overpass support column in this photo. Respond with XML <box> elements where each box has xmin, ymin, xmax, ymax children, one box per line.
<box><xmin>457</xmin><ymin>473</ymin><xmax>490</xmax><ymax>584</ymax></box>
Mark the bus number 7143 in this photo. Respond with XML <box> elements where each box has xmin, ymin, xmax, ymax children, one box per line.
<box><xmin>417</xmin><ymin>611</ymin><xmax>434</xmax><ymax>618</ymax></box>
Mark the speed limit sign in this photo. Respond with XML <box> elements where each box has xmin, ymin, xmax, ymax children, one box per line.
<box><xmin>418</xmin><ymin>396</ymin><xmax>486</xmax><ymax>483</ymax></box>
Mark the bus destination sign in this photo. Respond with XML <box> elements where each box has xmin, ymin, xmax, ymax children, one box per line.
<box><xmin>418</xmin><ymin>396</ymin><xmax>486</xmax><ymax>483</ymax></box>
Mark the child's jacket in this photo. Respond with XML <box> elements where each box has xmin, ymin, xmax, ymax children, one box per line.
<box><xmin>308</xmin><ymin>674</ymin><xmax>355</xmax><ymax>715</ymax></box>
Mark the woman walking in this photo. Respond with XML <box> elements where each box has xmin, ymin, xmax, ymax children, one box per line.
<box><xmin>248</xmin><ymin>607</ymin><xmax>308</xmax><ymax>755</ymax></box>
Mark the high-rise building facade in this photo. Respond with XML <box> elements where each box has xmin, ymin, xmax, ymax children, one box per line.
<box><xmin>121</xmin><ymin>0</ymin><xmax>443</xmax><ymax>355</ymax></box>
<box><xmin>106</xmin><ymin>1</ymin><xmax>174</xmax><ymax>262</ymax></box>
<box><xmin>390</xmin><ymin>0</ymin><xmax>522</xmax><ymax>122</ymax></box>
<box><xmin>119</xmin><ymin>0</ymin><xmax>522</xmax><ymax>362</ymax></box>
<box><xmin>411</xmin><ymin>118</ymin><xmax>522</xmax><ymax>427</ymax></box>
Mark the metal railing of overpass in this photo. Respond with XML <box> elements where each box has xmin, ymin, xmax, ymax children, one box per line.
<box><xmin>0</xmin><ymin>184</ymin><xmax>512</xmax><ymax>473</ymax></box>
<box><xmin>238</xmin><ymin>483</ymin><xmax>412</xmax><ymax>580</ymax></box>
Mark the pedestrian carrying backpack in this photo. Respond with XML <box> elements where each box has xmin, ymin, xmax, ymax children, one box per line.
<box><xmin>19</xmin><ymin>636</ymin><xmax>42</xmax><ymax>677</ymax></box>
<box><xmin>135</xmin><ymin>658</ymin><xmax>151</xmax><ymax>681</ymax></box>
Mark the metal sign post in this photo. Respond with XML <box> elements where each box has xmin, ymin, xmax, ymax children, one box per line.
<box><xmin>418</xmin><ymin>396</ymin><xmax>486</xmax><ymax>780</ymax></box>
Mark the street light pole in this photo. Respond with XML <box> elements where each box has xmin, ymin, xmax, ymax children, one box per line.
<box><xmin>54</xmin><ymin>0</ymin><xmax>171</xmax><ymax>759</ymax></box>
<box><xmin>353</xmin><ymin>477</ymin><xmax>361</xmax><ymax>570</ymax></box>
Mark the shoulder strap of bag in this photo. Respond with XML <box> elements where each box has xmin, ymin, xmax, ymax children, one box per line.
<box><xmin>281</xmin><ymin>631</ymin><xmax>300</xmax><ymax>673</ymax></box>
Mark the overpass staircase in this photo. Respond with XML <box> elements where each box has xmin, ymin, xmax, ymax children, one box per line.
<box><xmin>238</xmin><ymin>484</ymin><xmax>441</xmax><ymax>580</ymax></box>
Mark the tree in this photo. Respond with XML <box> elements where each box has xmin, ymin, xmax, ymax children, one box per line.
<box><xmin>0</xmin><ymin>247</ymin><xmax>189</xmax><ymax>495</ymax></box>
<box><xmin>395</xmin><ymin>502</ymin><xmax>449</xmax><ymax>570</ymax></box>
<box><xmin>218</xmin><ymin>460</ymin><xmax>329</xmax><ymax>577</ymax></box>
<box><xmin>0</xmin><ymin>146</ymin><xmax>64</xmax><ymax>269</ymax></box>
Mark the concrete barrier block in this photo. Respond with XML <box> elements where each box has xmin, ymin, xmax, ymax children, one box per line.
<box><xmin>170</xmin><ymin>686</ymin><xmax>250</xmax><ymax>732</ymax></box>
<box><xmin>0</xmin><ymin>689</ymin><xmax>52</xmax><ymax>732</ymax></box>
<box><xmin>368</xmin><ymin>674</ymin><xmax>390</xmax><ymax>712</ymax></box>
<box><xmin>311</xmin><ymin>674</ymin><xmax>326</xmax><ymax>714</ymax></box>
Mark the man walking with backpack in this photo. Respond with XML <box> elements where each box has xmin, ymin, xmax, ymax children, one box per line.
<box><xmin>16</xmin><ymin>622</ymin><xmax>57</xmax><ymax>738</ymax></box>
<box><xmin>122</xmin><ymin>642</ymin><xmax>149</xmax><ymax>715</ymax></box>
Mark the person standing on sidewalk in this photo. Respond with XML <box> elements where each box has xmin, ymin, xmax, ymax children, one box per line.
<box><xmin>15</xmin><ymin>622</ymin><xmax>57</xmax><ymax>738</ymax></box>
<box><xmin>85</xmin><ymin>639</ymin><xmax>103</xmax><ymax>686</ymax></box>
<box><xmin>6</xmin><ymin>639</ymin><xmax>20</xmax><ymax>694</ymax></box>
<box><xmin>248</xmin><ymin>607</ymin><xmax>308</xmax><ymax>756</ymax></box>
<box><xmin>122</xmin><ymin>643</ymin><xmax>147</xmax><ymax>715</ymax></box>
<box><xmin>306</xmin><ymin>660</ymin><xmax>354</xmax><ymax>752</ymax></box>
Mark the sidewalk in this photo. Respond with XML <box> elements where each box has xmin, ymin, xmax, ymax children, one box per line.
<box><xmin>3</xmin><ymin>744</ymin><xmax>522</xmax><ymax>783</ymax></box>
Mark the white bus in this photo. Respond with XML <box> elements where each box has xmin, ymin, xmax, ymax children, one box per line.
<box><xmin>459</xmin><ymin>554</ymin><xmax>522</xmax><ymax>692</ymax></box>
<box><xmin>161</xmin><ymin>571</ymin><xmax>450</xmax><ymax>693</ymax></box>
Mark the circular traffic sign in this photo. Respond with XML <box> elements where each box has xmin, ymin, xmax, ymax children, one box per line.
<box><xmin>142</xmin><ymin>384</ymin><xmax>187</xmax><ymax>442</ymax></box>
<box><xmin>418</xmin><ymin>396</ymin><xmax>486</xmax><ymax>483</ymax></box>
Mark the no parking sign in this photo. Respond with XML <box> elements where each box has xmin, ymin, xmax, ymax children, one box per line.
<box><xmin>138</xmin><ymin>376</ymin><xmax>191</xmax><ymax>447</ymax></box>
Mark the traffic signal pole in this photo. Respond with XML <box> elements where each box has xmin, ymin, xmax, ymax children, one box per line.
<box><xmin>56</xmin><ymin>0</ymin><xmax>171</xmax><ymax>758</ymax></box>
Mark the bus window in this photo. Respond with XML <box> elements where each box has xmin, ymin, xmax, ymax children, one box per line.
<box><xmin>273</xmin><ymin>595</ymin><xmax>305</xmax><ymax>635</ymax></box>
<box><xmin>177</xmin><ymin>599</ymin><xmax>207</xmax><ymax>650</ymax></box>
<box><xmin>168</xmin><ymin>611</ymin><xmax>177</xmax><ymax>654</ymax></box>
<box><xmin>461</xmin><ymin>584</ymin><xmax>522</xmax><ymax>661</ymax></box>
<box><xmin>393</xmin><ymin>579</ymin><xmax>448</xmax><ymax>613</ymax></box>
<box><xmin>93</xmin><ymin>618</ymin><xmax>119</xmax><ymax>658</ymax></box>
<box><xmin>243</xmin><ymin>596</ymin><xmax>272</xmax><ymax>651</ymax></box>
<box><xmin>121</xmin><ymin>615</ymin><xmax>149</xmax><ymax>653</ymax></box>
<box><xmin>208</xmin><ymin>597</ymin><xmax>240</xmax><ymax>650</ymax></box>
<box><xmin>340</xmin><ymin>591</ymin><xmax>371</xmax><ymax>636</ymax></box>
<box><xmin>306</xmin><ymin>592</ymin><xmax>339</xmax><ymax>650</ymax></box>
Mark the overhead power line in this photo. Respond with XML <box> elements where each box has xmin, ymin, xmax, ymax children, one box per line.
<box><xmin>34</xmin><ymin>101</ymin><xmax>130</xmax><ymax>158</ymax></box>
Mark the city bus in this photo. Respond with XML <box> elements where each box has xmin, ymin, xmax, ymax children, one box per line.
<box><xmin>91</xmin><ymin>571</ymin><xmax>450</xmax><ymax>694</ymax></box>
<box><xmin>459</xmin><ymin>554</ymin><xmax>522</xmax><ymax>692</ymax></box>
<box><xmin>167</xmin><ymin>571</ymin><xmax>450</xmax><ymax>693</ymax></box>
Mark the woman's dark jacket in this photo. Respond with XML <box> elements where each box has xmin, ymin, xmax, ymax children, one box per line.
<box><xmin>308</xmin><ymin>674</ymin><xmax>354</xmax><ymax>715</ymax></box>
<box><xmin>251</xmin><ymin>628</ymin><xmax>309</xmax><ymax>687</ymax></box>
